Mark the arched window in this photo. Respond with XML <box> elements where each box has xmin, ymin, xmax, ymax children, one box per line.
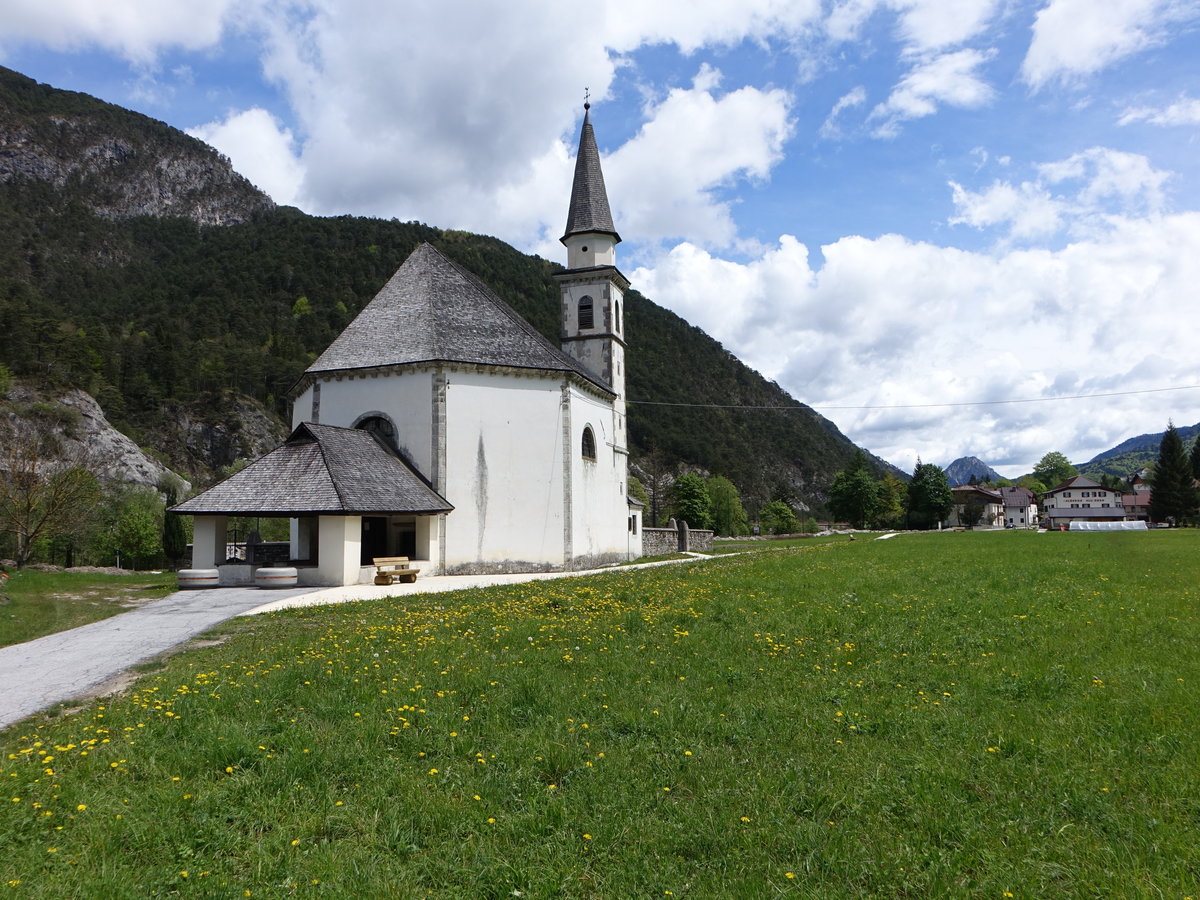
<box><xmin>581</xmin><ymin>426</ymin><xmax>596</xmax><ymax>461</ymax></box>
<box><xmin>578</xmin><ymin>295</ymin><xmax>594</xmax><ymax>330</ymax></box>
<box><xmin>614</xmin><ymin>300</ymin><xmax>620</xmax><ymax>332</ymax></box>
<box><xmin>354</xmin><ymin>414</ymin><xmax>398</xmax><ymax>453</ymax></box>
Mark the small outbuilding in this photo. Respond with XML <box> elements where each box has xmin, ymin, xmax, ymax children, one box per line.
<box><xmin>173</xmin><ymin>422</ymin><xmax>453</xmax><ymax>586</ymax></box>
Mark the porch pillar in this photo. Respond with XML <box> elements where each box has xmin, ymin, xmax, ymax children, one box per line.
<box><xmin>192</xmin><ymin>516</ymin><xmax>227</xmax><ymax>567</ymax></box>
<box><xmin>317</xmin><ymin>515</ymin><xmax>362</xmax><ymax>586</ymax></box>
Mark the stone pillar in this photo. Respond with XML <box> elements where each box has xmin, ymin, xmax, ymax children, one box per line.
<box><xmin>677</xmin><ymin>518</ymin><xmax>690</xmax><ymax>552</ymax></box>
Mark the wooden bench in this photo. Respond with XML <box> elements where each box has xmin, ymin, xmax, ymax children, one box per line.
<box><xmin>373</xmin><ymin>556</ymin><xmax>420</xmax><ymax>585</ymax></box>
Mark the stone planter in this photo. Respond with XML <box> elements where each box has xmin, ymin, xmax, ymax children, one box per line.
<box><xmin>254</xmin><ymin>566</ymin><xmax>299</xmax><ymax>589</ymax></box>
<box><xmin>177</xmin><ymin>568</ymin><xmax>220</xmax><ymax>589</ymax></box>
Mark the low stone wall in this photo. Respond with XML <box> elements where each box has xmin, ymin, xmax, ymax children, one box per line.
<box><xmin>642</xmin><ymin>519</ymin><xmax>714</xmax><ymax>556</ymax></box>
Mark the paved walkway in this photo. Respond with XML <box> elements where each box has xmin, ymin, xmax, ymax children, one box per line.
<box><xmin>0</xmin><ymin>586</ymin><xmax>312</xmax><ymax>731</ymax></box>
<box><xmin>0</xmin><ymin>555</ymin><xmax>714</xmax><ymax>732</ymax></box>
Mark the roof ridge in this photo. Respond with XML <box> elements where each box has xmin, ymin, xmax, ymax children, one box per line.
<box><xmin>422</xmin><ymin>243</ymin><xmax>615</xmax><ymax>392</ymax></box>
<box><xmin>311</xmin><ymin>423</ymin><xmax>351</xmax><ymax>509</ymax></box>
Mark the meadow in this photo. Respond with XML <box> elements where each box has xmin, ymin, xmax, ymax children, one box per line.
<box><xmin>0</xmin><ymin>571</ymin><xmax>177</xmax><ymax>649</ymax></box>
<box><xmin>2</xmin><ymin>531</ymin><xmax>1198</xmax><ymax>898</ymax></box>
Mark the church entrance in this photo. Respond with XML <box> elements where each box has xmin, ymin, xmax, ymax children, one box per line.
<box><xmin>360</xmin><ymin>516</ymin><xmax>388</xmax><ymax>565</ymax></box>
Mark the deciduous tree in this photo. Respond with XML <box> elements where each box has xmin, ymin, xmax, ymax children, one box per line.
<box><xmin>760</xmin><ymin>499</ymin><xmax>799</xmax><ymax>535</ymax></box>
<box><xmin>828</xmin><ymin>452</ymin><xmax>880</xmax><ymax>529</ymax></box>
<box><xmin>707</xmin><ymin>475</ymin><xmax>749</xmax><ymax>536</ymax></box>
<box><xmin>671</xmin><ymin>473</ymin><xmax>712</xmax><ymax>530</ymax></box>
<box><xmin>906</xmin><ymin>460</ymin><xmax>953</xmax><ymax>530</ymax></box>
<box><xmin>1032</xmin><ymin>451</ymin><xmax>1076</xmax><ymax>490</ymax></box>
<box><xmin>0</xmin><ymin>417</ymin><xmax>101</xmax><ymax>567</ymax></box>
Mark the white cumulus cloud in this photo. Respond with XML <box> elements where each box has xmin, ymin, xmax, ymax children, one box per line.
<box><xmin>1119</xmin><ymin>94</ymin><xmax>1200</xmax><ymax>126</ymax></box>
<box><xmin>950</xmin><ymin>147</ymin><xmax>1172</xmax><ymax>244</ymax></box>
<box><xmin>188</xmin><ymin>107</ymin><xmax>305</xmax><ymax>207</ymax></box>
<box><xmin>1021</xmin><ymin>0</ymin><xmax>1200</xmax><ymax>90</ymax></box>
<box><xmin>631</xmin><ymin>209</ymin><xmax>1200</xmax><ymax>474</ymax></box>
<box><xmin>869</xmin><ymin>48</ymin><xmax>996</xmax><ymax>137</ymax></box>
<box><xmin>0</xmin><ymin>0</ymin><xmax>243</xmax><ymax>64</ymax></box>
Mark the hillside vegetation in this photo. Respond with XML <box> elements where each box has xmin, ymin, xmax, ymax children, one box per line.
<box><xmin>0</xmin><ymin>64</ymin><xmax>896</xmax><ymax>511</ymax></box>
<box><xmin>1076</xmin><ymin>422</ymin><xmax>1200</xmax><ymax>481</ymax></box>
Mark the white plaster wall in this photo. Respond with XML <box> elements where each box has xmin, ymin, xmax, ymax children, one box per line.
<box><xmin>569</xmin><ymin>388</ymin><xmax>633</xmax><ymax>561</ymax></box>
<box><xmin>294</xmin><ymin>371</ymin><xmax>435</xmax><ymax>476</ymax></box>
<box><xmin>317</xmin><ymin>515</ymin><xmax>362</xmax><ymax>586</ymax></box>
<box><xmin>192</xmin><ymin>516</ymin><xmax>226</xmax><ymax>567</ymax></box>
<box><xmin>564</xmin><ymin>234</ymin><xmax>615</xmax><ymax>269</ymax></box>
<box><xmin>442</xmin><ymin>372</ymin><xmax>565</xmax><ymax>567</ymax></box>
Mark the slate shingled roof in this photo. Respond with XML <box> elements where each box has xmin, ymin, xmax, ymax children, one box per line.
<box><xmin>302</xmin><ymin>242</ymin><xmax>612</xmax><ymax>394</ymax></box>
<box><xmin>173</xmin><ymin>423</ymin><xmax>453</xmax><ymax>516</ymax></box>
<box><xmin>562</xmin><ymin>106</ymin><xmax>620</xmax><ymax>243</ymax></box>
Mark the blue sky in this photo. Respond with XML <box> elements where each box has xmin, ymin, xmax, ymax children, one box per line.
<box><xmin>4</xmin><ymin>0</ymin><xmax>1200</xmax><ymax>477</ymax></box>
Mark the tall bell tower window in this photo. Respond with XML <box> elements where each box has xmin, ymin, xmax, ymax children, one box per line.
<box><xmin>579</xmin><ymin>295</ymin><xmax>594</xmax><ymax>330</ymax></box>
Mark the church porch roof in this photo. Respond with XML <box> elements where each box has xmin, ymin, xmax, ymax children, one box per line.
<box><xmin>172</xmin><ymin>422</ymin><xmax>453</xmax><ymax>517</ymax></box>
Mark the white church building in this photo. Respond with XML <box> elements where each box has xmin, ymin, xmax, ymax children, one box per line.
<box><xmin>176</xmin><ymin>106</ymin><xmax>643</xmax><ymax>585</ymax></box>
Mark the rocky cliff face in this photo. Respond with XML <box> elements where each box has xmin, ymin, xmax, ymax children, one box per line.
<box><xmin>2</xmin><ymin>384</ymin><xmax>187</xmax><ymax>491</ymax></box>
<box><xmin>158</xmin><ymin>394</ymin><xmax>287</xmax><ymax>482</ymax></box>
<box><xmin>1</xmin><ymin>384</ymin><xmax>288</xmax><ymax>492</ymax></box>
<box><xmin>0</xmin><ymin>67</ymin><xmax>273</xmax><ymax>225</ymax></box>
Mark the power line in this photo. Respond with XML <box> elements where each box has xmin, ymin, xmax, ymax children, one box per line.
<box><xmin>626</xmin><ymin>383</ymin><xmax>1200</xmax><ymax>412</ymax></box>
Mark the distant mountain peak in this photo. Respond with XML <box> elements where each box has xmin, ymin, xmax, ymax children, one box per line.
<box><xmin>944</xmin><ymin>456</ymin><xmax>1001</xmax><ymax>486</ymax></box>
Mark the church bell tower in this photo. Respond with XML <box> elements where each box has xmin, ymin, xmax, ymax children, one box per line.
<box><xmin>556</xmin><ymin>102</ymin><xmax>629</xmax><ymax>450</ymax></box>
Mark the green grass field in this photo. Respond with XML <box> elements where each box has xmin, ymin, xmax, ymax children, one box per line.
<box><xmin>0</xmin><ymin>571</ymin><xmax>177</xmax><ymax>649</ymax></box>
<box><xmin>2</xmin><ymin>531</ymin><xmax>1198</xmax><ymax>898</ymax></box>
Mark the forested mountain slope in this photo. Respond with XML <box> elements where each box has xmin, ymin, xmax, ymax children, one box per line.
<box><xmin>1077</xmin><ymin>422</ymin><xmax>1200</xmax><ymax>480</ymax></box>
<box><xmin>0</xmin><ymin>65</ymin><xmax>898</xmax><ymax>512</ymax></box>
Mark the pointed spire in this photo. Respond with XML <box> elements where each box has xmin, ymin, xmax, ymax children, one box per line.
<box><xmin>561</xmin><ymin>104</ymin><xmax>620</xmax><ymax>244</ymax></box>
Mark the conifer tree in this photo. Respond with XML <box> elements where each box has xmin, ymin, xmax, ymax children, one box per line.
<box><xmin>1149</xmin><ymin>422</ymin><xmax>1198</xmax><ymax>525</ymax></box>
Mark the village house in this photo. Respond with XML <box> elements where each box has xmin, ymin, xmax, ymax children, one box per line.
<box><xmin>999</xmin><ymin>485</ymin><xmax>1038</xmax><ymax>528</ymax></box>
<box><xmin>946</xmin><ymin>484</ymin><xmax>1004</xmax><ymax>528</ymax></box>
<box><xmin>1039</xmin><ymin>475</ymin><xmax>1127</xmax><ymax>529</ymax></box>
<box><xmin>175</xmin><ymin>105</ymin><xmax>643</xmax><ymax>585</ymax></box>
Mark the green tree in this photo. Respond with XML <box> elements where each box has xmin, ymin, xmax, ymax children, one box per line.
<box><xmin>828</xmin><ymin>452</ymin><xmax>880</xmax><ymax>528</ymax></box>
<box><xmin>760</xmin><ymin>499</ymin><xmax>799</xmax><ymax>535</ymax></box>
<box><xmin>671</xmin><ymin>473</ymin><xmax>712</xmax><ymax>530</ymax></box>
<box><xmin>1032</xmin><ymin>451</ymin><xmax>1076</xmax><ymax>490</ymax></box>
<box><xmin>1015</xmin><ymin>474</ymin><xmax>1047</xmax><ymax>495</ymax></box>
<box><xmin>955</xmin><ymin>491</ymin><xmax>986</xmax><ymax>528</ymax></box>
<box><xmin>1149</xmin><ymin>422</ymin><xmax>1198</xmax><ymax>525</ymax></box>
<box><xmin>875</xmin><ymin>474</ymin><xmax>907</xmax><ymax>529</ymax></box>
<box><xmin>0</xmin><ymin>419</ymin><xmax>101</xmax><ymax>567</ymax></box>
<box><xmin>906</xmin><ymin>460</ymin><xmax>953</xmax><ymax>530</ymax></box>
<box><xmin>1191</xmin><ymin>434</ymin><xmax>1200</xmax><ymax>482</ymax></box>
<box><xmin>161</xmin><ymin>482</ymin><xmax>188</xmax><ymax>569</ymax></box>
<box><xmin>707</xmin><ymin>475</ymin><xmax>749</xmax><ymax>536</ymax></box>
